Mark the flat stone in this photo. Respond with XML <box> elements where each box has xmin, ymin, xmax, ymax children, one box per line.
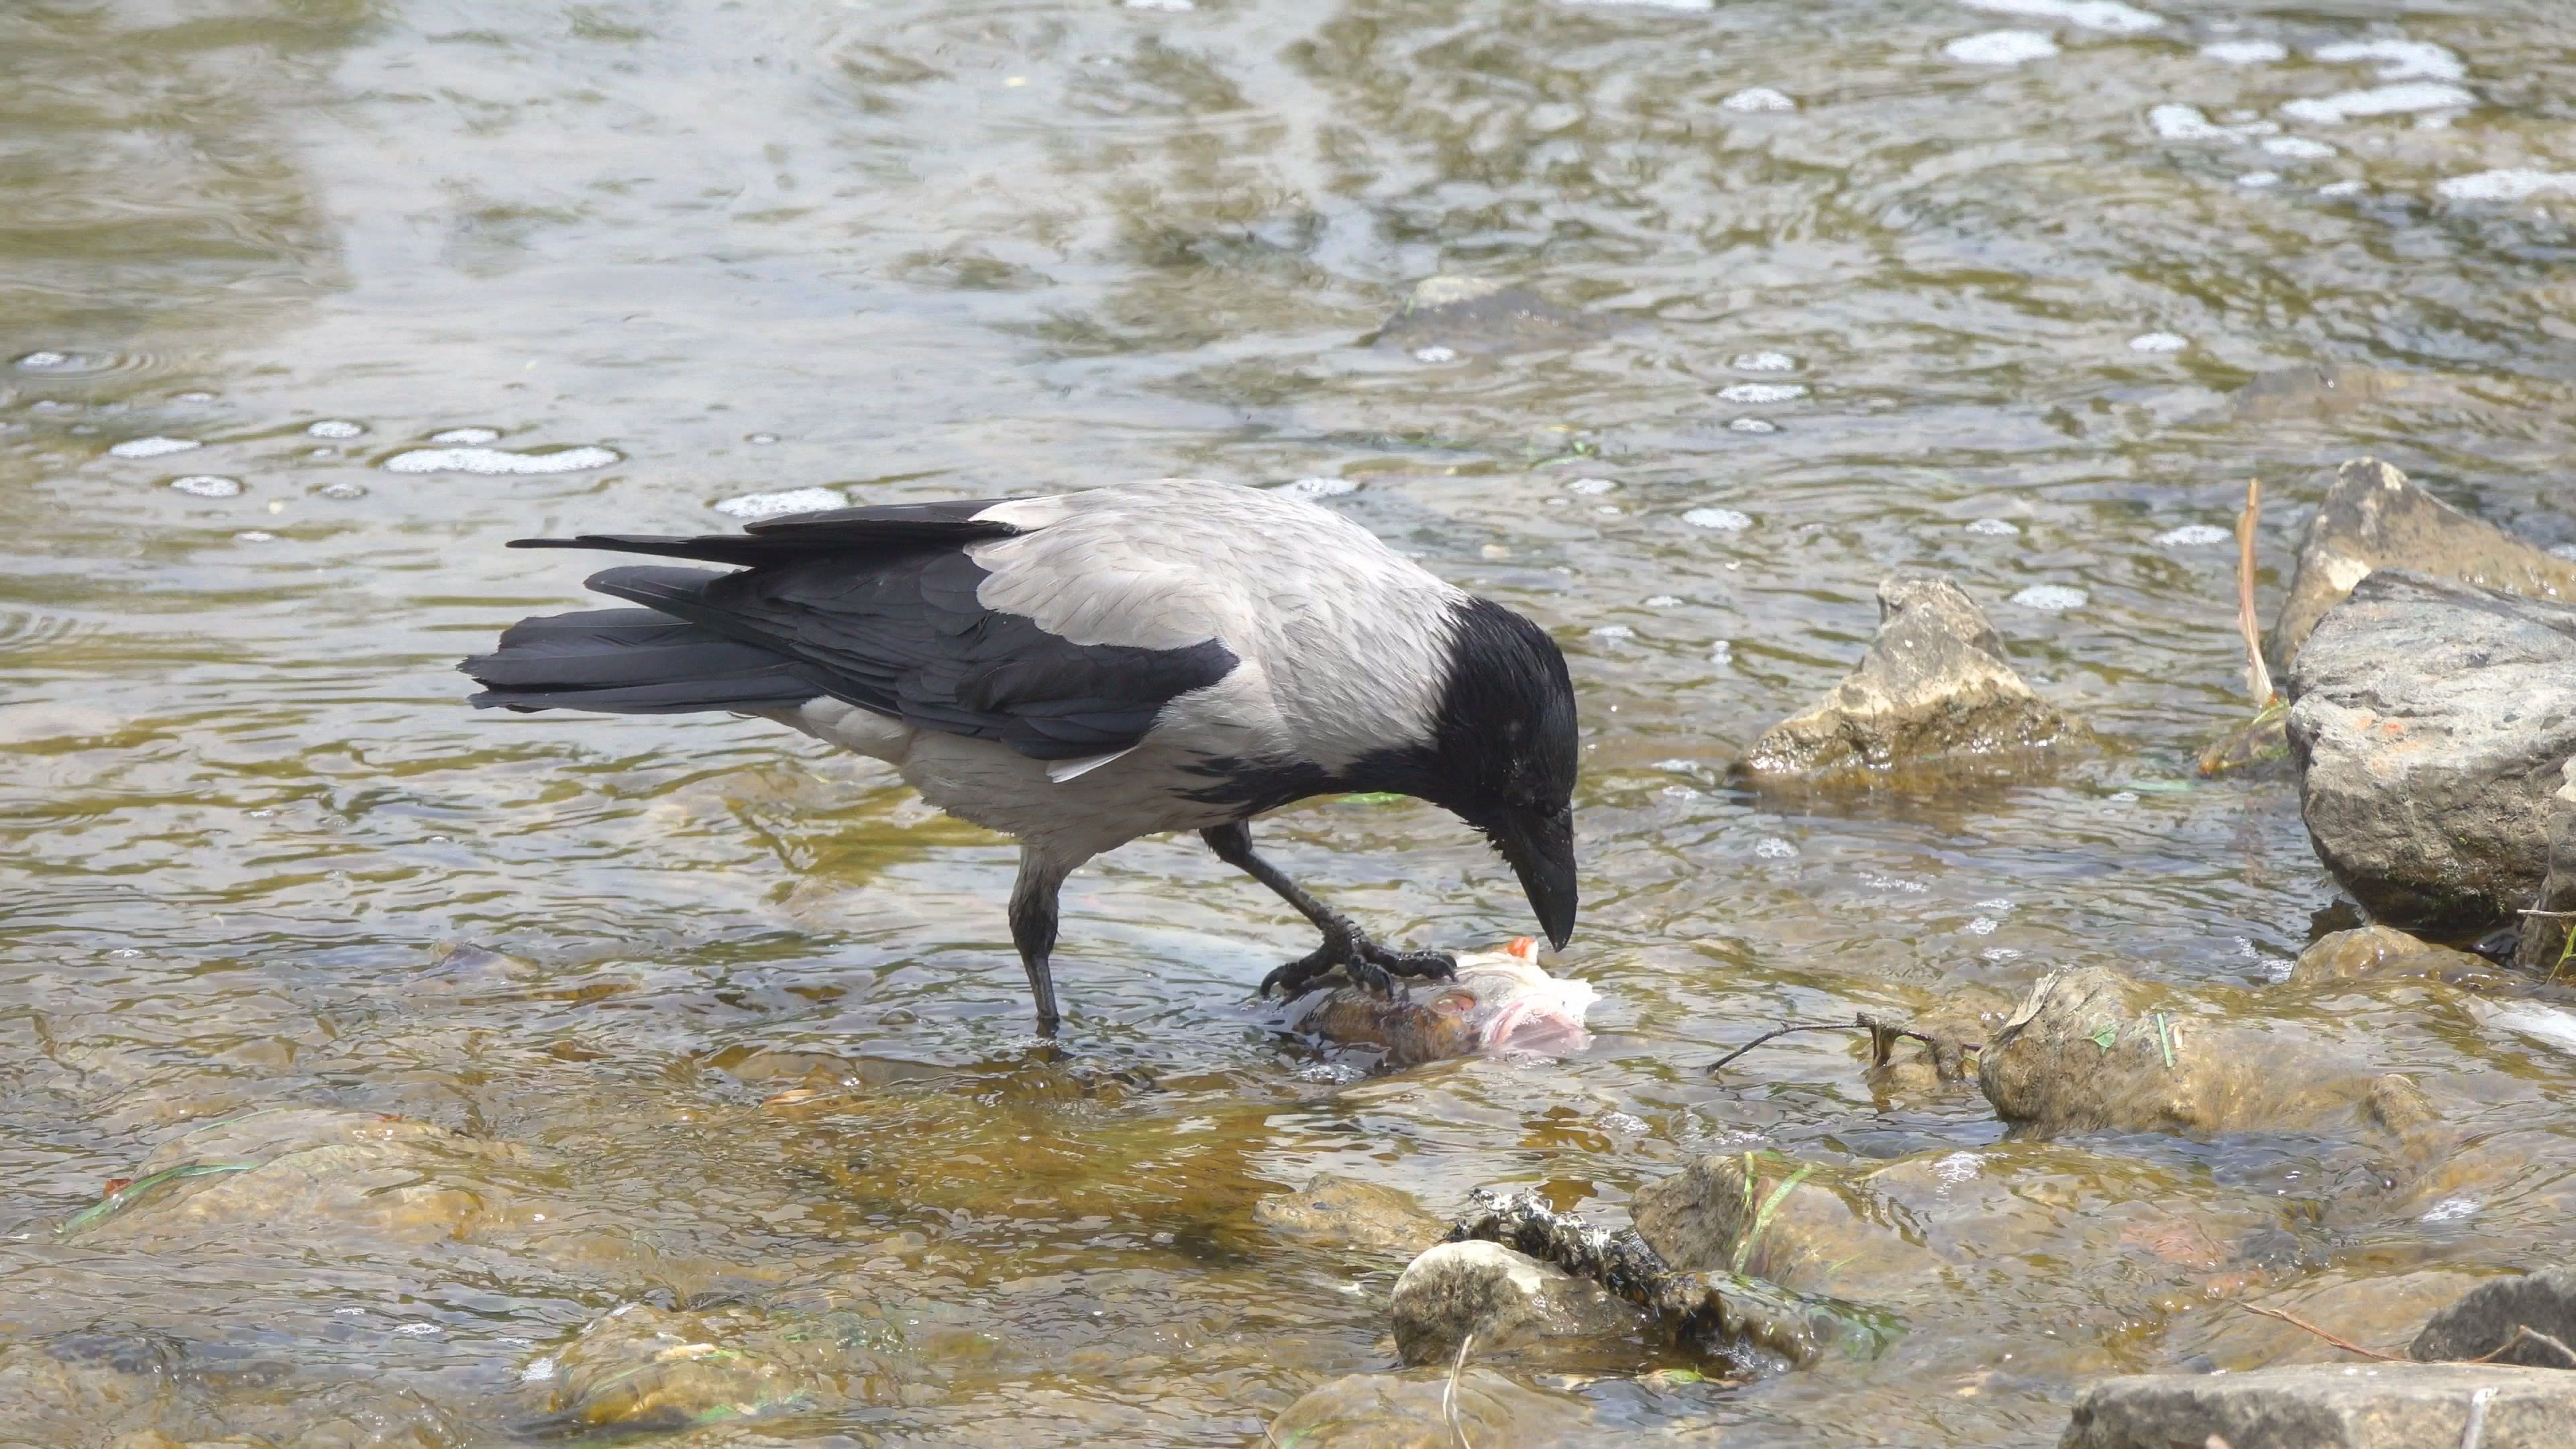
<box><xmin>1387</xmin><ymin>1240</ymin><xmax>1646</xmax><ymax>1368</ymax></box>
<box><xmin>2412</xmin><ymin>1267</ymin><xmax>2576</xmax><ymax>1368</ymax></box>
<box><xmin>2288</xmin><ymin>570</ymin><xmax>2576</xmax><ymax>933</ymax></box>
<box><xmin>1252</xmin><ymin>1175</ymin><xmax>1446</xmax><ymax>1257</ymax></box>
<box><xmin>2269</xmin><ymin>457</ymin><xmax>2576</xmax><ymax>665</ymax></box>
<box><xmin>2232</xmin><ymin>364</ymin><xmax>2412</xmax><ymax>425</ymax></box>
<box><xmin>2059</xmin><ymin>1363</ymin><xmax>2576</xmax><ymax>1448</ymax></box>
<box><xmin>1740</xmin><ymin>572</ymin><xmax>2083</xmax><ymax>777</ymax></box>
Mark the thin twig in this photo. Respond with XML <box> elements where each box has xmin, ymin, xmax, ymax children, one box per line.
<box><xmin>2517</xmin><ymin>908</ymin><xmax>2576</xmax><ymax>918</ymax></box>
<box><xmin>1443</xmin><ymin>1330</ymin><xmax>1476</xmax><ymax>1449</ymax></box>
<box><xmin>1707</xmin><ymin>1016</ymin><xmax>1972</xmax><ymax>1077</ymax></box>
<box><xmin>2236</xmin><ymin>476</ymin><xmax>2277</xmax><ymax>708</ymax></box>
<box><xmin>2239</xmin><ymin>1303</ymin><xmax>2407</xmax><ymax>1361</ymax></box>
<box><xmin>2462</xmin><ymin>1324</ymin><xmax>2576</xmax><ymax>1368</ymax></box>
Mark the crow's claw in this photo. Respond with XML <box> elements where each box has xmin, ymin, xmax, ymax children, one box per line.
<box><xmin>1258</xmin><ymin>926</ymin><xmax>1451</xmax><ymax>1001</ymax></box>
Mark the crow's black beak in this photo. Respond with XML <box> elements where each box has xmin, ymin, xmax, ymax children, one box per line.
<box><xmin>1489</xmin><ymin>804</ymin><xmax>1578</xmax><ymax>951</ymax></box>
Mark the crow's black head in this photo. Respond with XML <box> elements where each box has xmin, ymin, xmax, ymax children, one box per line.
<box><xmin>1421</xmin><ymin>596</ymin><xmax>1580</xmax><ymax>949</ymax></box>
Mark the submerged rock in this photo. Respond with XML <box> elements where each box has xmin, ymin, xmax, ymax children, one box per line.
<box><xmin>2288</xmin><ymin>571</ymin><xmax>2576</xmax><ymax>934</ymax></box>
<box><xmin>2514</xmin><ymin>761</ymin><xmax>2576</xmax><ymax>975</ymax></box>
<box><xmin>1252</xmin><ymin>1174</ymin><xmax>1446</xmax><ymax>1256</ymax></box>
<box><xmin>1373</xmin><ymin>275</ymin><xmax>1611</xmax><ymax>357</ymax></box>
<box><xmin>2411</xmin><ymin>1268</ymin><xmax>2576</xmax><ymax>1368</ymax></box>
<box><xmin>2061</xmin><ymin>1364</ymin><xmax>2576</xmax><ymax>1449</ymax></box>
<box><xmin>2290</xmin><ymin>926</ymin><xmax>2500</xmax><ymax>987</ymax></box>
<box><xmin>1629</xmin><ymin>1153</ymin><xmax>1939</xmax><ymax>1299</ymax></box>
<box><xmin>1263</xmin><ymin>1366</ymin><xmax>1593</xmax><ymax>1448</ymax></box>
<box><xmin>62</xmin><ymin>1107</ymin><xmax>531</xmax><ymax>1250</ymax></box>
<box><xmin>2268</xmin><ymin>458</ymin><xmax>2576</xmax><ymax>665</ymax></box>
<box><xmin>1977</xmin><ymin>966</ymin><xmax>2374</xmax><ymax>1137</ymax></box>
<box><xmin>2231</xmin><ymin>362</ymin><xmax>2410</xmax><ymax>424</ymax></box>
<box><xmin>1386</xmin><ymin>1240</ymin><xmax>1646</xmax><ymax>1368</ymax></box>
<box><xmin>527</xmin><ymin>1299</ymin><xmax>933</xmax><ymax>1432</ymax></box>
<box><xmin>1739</xmin><ymin>573</ymin><xmax>2084</xmax><ymax>778</ymax></box>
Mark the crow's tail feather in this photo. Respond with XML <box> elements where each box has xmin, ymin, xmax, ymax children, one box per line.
<box><xmin>460</xmin><ymin>606</ymin><xmax>825</xmax><ymax>715</ymax></box>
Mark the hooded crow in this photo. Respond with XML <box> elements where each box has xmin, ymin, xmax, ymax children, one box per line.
<box><xmin>461</xmin><ymin>478</ymin><xmax>1578</xmax><ymax>1033</ymax></box>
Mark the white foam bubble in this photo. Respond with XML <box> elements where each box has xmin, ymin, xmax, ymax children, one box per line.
<box><xmin>2313</xmin><ymin>38</ymin><xmax>2464</xmax><ymax>83</ymax></box>
<box><xmin>1727</xmin><ymin>417</ymin><xmax>1779</xmax><ymax>433</ymax></box>
<box><xmin>234</xmin><ymin>529</ymin><xmax>275</xmax><ymax>541</ymax></box>
<box><xmin>170</xmin><ymin>475</ymin><xmax>242</xmax><ymax>498</ymax></box>
<box><xmin>747</xmin><ymin>431</ymin><xmax>781</xmax><ymax>445</ymax></box>
<box><xmin>317</xmin><ymin>481</ymin><xmax>368</xmax><ymax>500</ymax></box>
<box><xmin>2156</xmin><ymin>523</ymin><xmax>2231</xmax><ymax>547</ymax></box>
<box><xmin>2318</xmin><ymin>179</ymin><xmax>2367</xmax><ymax>197</ymax></box>
<box><xmin>1960</xmin><ymin>0</ymin><xmax>2162</xmax><ymax>34</ymax></box>
<box><xmin>1966</xmin><ymin>517</ymin><xmax>2021</xmax><ymax>536</ymax></box>
<box><xmin>2011</xmin><ymin>584</ymin><xmax>2087</xmax><ymax>610</ymax></box>
<box><xmin>2436</xmin><ymin>169</ymin><xmax>2576</xmax><ymax>203</ymax></box>
<box><xmin>1717</xmin><ymin>382</ymin><xmax>1805</xmax><ymax>403</ymax></box>
<box><xmin>1592</xmin><ymin>624</ymin><xmax>1635</xmax><ymax>639</ymax></box>
<box><xmin>1731</xmin><ymin>350</ymin><xmax>1796</xmax><ymax>372</ymax></box>
<box><xmin>1566</xmin><ymin>476</ymin><xmax>1617</xmax><ymax>495</ymax></box>
<box><xmin>1283</xmin><ymin>476</ymin><xmax>1358</xmax><ymax>498</ymax></box>
<box><xmin>2261</xmin><ymin>136</ymin><xmax>2338</xmax><ymax>160</ymax></box>
<box><xmin>1684</xmin><ymin>506</ymin><xmax>1752</xmax><ymax>531</ymax></box>
<box><xmin>2237</xmin><ymin>170</ymin><xmax>2282</xmax><ymax>188</ymax></box>
<box><xmin>1933</xmin><ymin>1151</ymin><xmax>1982</xmax><ymax>1185</ymax></box>
<box><xmin>1754</xmin><ymin>836</ymin><xmax>1799</xmax><ymax>859</ymax></box>
<box><xmin>382</xmin><ymin>445</ymin><xmax>621</xmax><ymax>476</ymax></box>
<box><xmin>1966</xmin><ymin>916</ymin><xmax>2000</xmax><ymax>935</ymax></box>
<box><xmin>1982</xmin><ymin>946</ymin><xmax>2023</xmax><ymax>962</ymax></box>
<box><xmin>2129</xmin><ymin>331</ymin><xmax>2188</xmax><ymax>352</ymax></box>
<box><xmin>2280</xmin><ymin>81</ymin><xmax>2473</xmax><ymax>125</ymax></box>
<box><xmin>2148</xmin><ymin>103</ymin><xmax>2275</xmax><ymax>141</ymax></box>
<box><xmin>1720</xmin><ymin>87</ymin><xmax>1795</xmax><ymax>113</ymax></box>
<box><xmin>1123</xmin><ymin>0</ymin><xmax>1193</xmax><ymax>10</ymax></box>
<box><xmin>1411</xmin><ymin>345</ymin><xmax>1458</xmax><ymax>364</ymax></box>
<box><xmin>109</xmin><ymin>436</ymin><xmax>201</xmax><ymax>460</ymax></box>
<box><xmin>712</xmin><ymin>486</ymin><xmax>848</xmax><ymax>519</ymax></box>
<box><xmin>17</xmin><ymin>351</ymin><xmax>71</xmax><ymax>370</ymax></box>
<box><xmin>521</xmin><ymin>1358</ymin><xmax>557</xmax><ymax>1385</ymax></box>
<box><xmin>2552</xmin><ymin>543</ymin><xmax>2576</xmax><ymax>561</ymax></box>
<box><xmin>2199</xmin><ymin>39</ymin><xmax>2286</xmax><ymax>64</ymax></box>
<box><xmin>2419</xmin><ymin>1196</ymin><xmax>2479</xmax><ymax>1223</ymax></box>
<box><xmin>306</xmin><ymin>419</ymin><xmax>364</xmax><ymax>439</ymax></box>
<box><xmin>1645</xmin><ymin>594</ymin><xmax>1682</xmax><ymax>607</ymax></box>
<box><xmin>1945</xmin><ymin>29</ymin><xmax>2059</xmax><ymax>65</ymax></box>
<box><xmin>172</xmin><ymin>390</ymin><xmax>217</xmax><ymax>403</ymax></box>
<box><xmin>1977</xmin><ymin>897</ymin><xmax>2017</xmax><ymax>912</ymax></box>
<box><xmin>429</xmin><ymin>427</ymin><xmax>502</xmax><ymax>445</ymax></box>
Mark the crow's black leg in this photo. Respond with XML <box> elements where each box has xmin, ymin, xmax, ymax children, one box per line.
<box><xmin>1201</xmin><ymin>821</ymin><xmax>1456</xmax><ymax>999</ymax></box>
<box><xmin>1009</xmin><ymin>849</ymin><xmax>1068</xmax><ymax>1035</ymax></box>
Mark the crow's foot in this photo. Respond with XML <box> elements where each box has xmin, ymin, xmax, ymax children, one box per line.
<box><xmin>1258</xmin><ymin>924</ymin><xmax>1457</xmax><ymax>1000</ymax></box>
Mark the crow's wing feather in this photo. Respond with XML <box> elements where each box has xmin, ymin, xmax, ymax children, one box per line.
<box><xmin>574</xmin><ymin>532</ymin><xmax>1240</xmax><ymax>760</ymax></box>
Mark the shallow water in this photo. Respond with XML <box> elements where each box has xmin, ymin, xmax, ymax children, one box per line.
<box><xmin>7</xmin><ymin>0</ymin><xmax>2576</xmax><ymax>1444</ymax></box>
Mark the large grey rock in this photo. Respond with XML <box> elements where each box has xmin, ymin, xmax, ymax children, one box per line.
<box><xmin>1252</xmin><ymin>1174</ymin><xmax>1446</xmax><ymax>1257</ymax></box>
<box><xmin>2412</xmin><ymin>1268</ymin><xmax>2576</xmax><ymax>1368</ymax></box>
<box><xmin>2515</xmin><ymin>760</ymin><xmax>2576</xmax><ymax>975</ymax></box>
<box><xmin>1741</xmin><ymin>572</ymin><xmax>2083</xmax><ymax>776</ymax></box>
<box><xmin>2059</xmin><ymin>1364</ymin><xmax>2576</xmax><ymax>1448</ymax></box>
<box><xmin>2269</xmin><ymin>458</ymin><xmax>2576</xmax><ymax>665</ymax></box>
<box><xmin>1977</xmin><ymin>966</ymin><xmax>2374</xmax><ymax>1137</ymax></box>
<box><xmin>2288</xmin><ymin>570</ymin><xmax>2576</xmax><ymax>933</ymax></box>
<box><xmin>1385</xmin><ymin>1240</ymin><xmax>1645</xmax><ymax>1368</ymax></box>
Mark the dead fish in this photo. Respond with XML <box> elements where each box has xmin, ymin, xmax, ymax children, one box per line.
<box><xmin>1283</xmin><ymin>938</ymin><xmax>1598</xmax><ymax>1065</ymax></box>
